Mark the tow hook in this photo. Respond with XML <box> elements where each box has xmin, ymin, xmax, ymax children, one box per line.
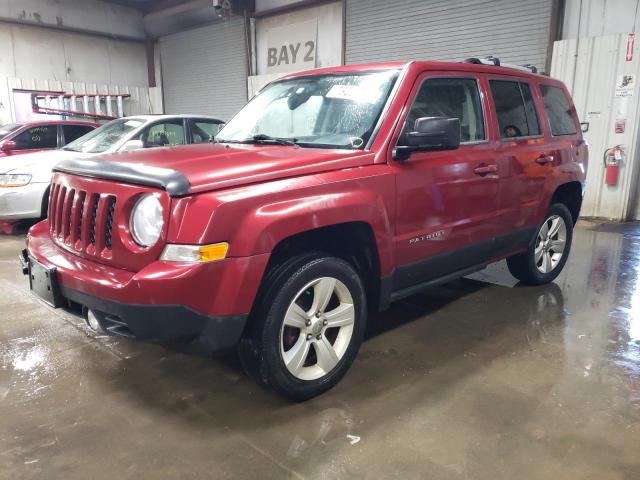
<box><xmin>19</xmin><ymin>249</ymin><xmax>29</xmax><ymax>275</ymax></box>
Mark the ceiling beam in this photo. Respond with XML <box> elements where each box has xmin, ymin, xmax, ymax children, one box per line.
<box><xmin>144</xmin><ymin>0</ymin><xmax>211</xmax><ymax>21</ymax></box>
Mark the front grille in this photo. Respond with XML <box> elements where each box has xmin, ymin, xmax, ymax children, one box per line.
<box><xmin>48</xmin><ymin>173</ymin><xmax>168</xmax><ymax>271</ymax></box>
<box><xmin>49</xmin><ymin>184</ymin><xmax>116</xmax><ymax>254</ymax></box>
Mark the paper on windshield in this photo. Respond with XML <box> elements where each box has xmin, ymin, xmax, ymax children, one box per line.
<box><xmin>326</xmin><ymin>85</ymin><xmax>382</xmax><ymax>104</ymax></box>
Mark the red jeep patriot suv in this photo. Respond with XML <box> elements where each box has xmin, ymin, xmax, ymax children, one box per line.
<box><xmin>23</xmin><ymin>61</ymin><xmax>587</xmax><ymax>400</ymax></box>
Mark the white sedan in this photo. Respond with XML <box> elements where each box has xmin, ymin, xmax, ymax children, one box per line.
<box><xmin>0</xmin><ymin>114</ymin><xmax>223</xmax><ymax>220</ymax></box>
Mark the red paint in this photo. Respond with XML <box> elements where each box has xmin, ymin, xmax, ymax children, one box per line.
<box><xmin>27</xmin><ymin>61</ymin><xmax>587</xmax><ymax>320</ymax></box>
<box><xmin>0</xmin><ymin>120</ymin><xmax>99</xmax><ymax>158</ymax></box>
<box><xmin>627</xmin><ymin>33</ymin><xmax>635</xmax><ymax>62</ymax></box>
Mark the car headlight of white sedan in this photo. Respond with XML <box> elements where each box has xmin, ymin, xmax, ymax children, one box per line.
<box><xmin>0</xmin><ymin>174</ymin><xmax>32</xmax><ymax>187</ymax></box>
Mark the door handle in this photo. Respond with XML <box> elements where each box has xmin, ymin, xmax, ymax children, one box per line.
<box><xmin>535</xmin><ymin>154</ymin><xmax>555</xmax><ymax>165</ymax></box>
<box><xmin>473</xmin><ymin>164</ymin><xmax>498</xmax><ymax>175</ymax></box>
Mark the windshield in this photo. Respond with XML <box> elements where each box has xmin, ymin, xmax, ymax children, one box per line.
<box><xmin>217</xmin><ymin>70</ymin><xmax>399</xmax><ymax>149</ymax></box>
<box><xmin>0</xmin><ymin>123</ymin><xmax>21</xmax><ymax>141</ymax></box>
<box><xmin>64</xmin><ymin>118</ymin><xmax>143</xmax><ymax>153</ymax></box>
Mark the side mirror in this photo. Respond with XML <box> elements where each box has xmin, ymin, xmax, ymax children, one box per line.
<box><xmin>580</xmin><ymin>122</ymin><xmax>589</xmax><ymax>133</ymax></box>
<box><xmin>0</xmin><ymin>140</ymin><xmax>17</xmax><ymax>153</ymax></box>
<box><xmin>119</xmin><ymin>139</ymin><xmax>144</xmax><ymax>152</ymax></box>
<box><xmin>394</xmin><ymin>117</ymin><xmax>461</xmax><ymax>161</ymax></box>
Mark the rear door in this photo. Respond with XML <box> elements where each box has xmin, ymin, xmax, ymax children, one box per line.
<box><xmin>487</xmin><ymin>77</ymin><xmax>548</xmax><ymax>252</ymax></box>
<box><xmin>61</xmin><ymin>124</ymin><xmax>95</xmax><ymax>146</ymax></box>
<box><xmin>390</xmin><ymin>71</ymin><xmax>501</xmax><ymax>291</ymax></box>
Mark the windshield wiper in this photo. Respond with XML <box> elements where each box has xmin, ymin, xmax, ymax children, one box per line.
<box><xmin>218</xmin><ymin>134</ymin><xmax>298</xmax><ymax>146</ymax></box>
<box><xmin>249</xmin><ymin>134</ymin><xmax>297</xmax><ymax>146</ymax></box>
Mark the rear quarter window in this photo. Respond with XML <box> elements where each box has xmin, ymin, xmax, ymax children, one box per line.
<box><xmin>539</xmin><ymin>85</ymin><xmax>578</xmax><ymax>135</ymax></box>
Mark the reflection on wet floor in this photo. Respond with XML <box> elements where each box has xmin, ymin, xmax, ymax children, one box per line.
<box><xmin>0</xmin><ymin>221</ymin><xmax>639</xmax><ymax>479</ymax></box>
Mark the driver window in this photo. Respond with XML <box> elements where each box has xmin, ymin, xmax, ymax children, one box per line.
<box><xmin>139</xmin><ymin>120</ymin><xmax>186</xmax><ymax>148</ymax></box>
<box><xmin>402</xmin><ymin>77</ymin><xmax>485</xmax><ymax>143</ymax></box>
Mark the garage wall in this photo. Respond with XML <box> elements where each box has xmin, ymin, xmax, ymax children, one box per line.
<box><xmin>159</xmin><ymin>18</ymin><xmax>248</xmax><ymax>121</ymax></box>
<box><xmin>0</xmin><ymin>23</ymin><xmax>148</xmax><ymax>87</ymax></box>
<box><xmin>345</xmin><ymin>0</ymin><xmax>554</xmax><ymax>72</ymax></box>
<box><xmin>0</xmin><ymin>0</ymin><xmax>145</xmax><ymax>40</ymax></box>
<box><xmin>563</xmin><ymin>0</ymin><xmax>640</xmax><ymax>39</ymax></box>
<box><xmin>552</xmin><ymin>35</ymin><xmax>640</xmax><ymax>220</ymax></box>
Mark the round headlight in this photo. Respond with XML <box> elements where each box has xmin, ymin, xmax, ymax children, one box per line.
<box><xmin>130</xmin><ymin>194</ymin><xmax>163</xmax><ymax>247</ymax></box>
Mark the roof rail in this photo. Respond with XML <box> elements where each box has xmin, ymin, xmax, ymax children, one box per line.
<box><xmin>463</xmin><ymin>56</ymin><xmax>538</xmax><ymax>74</ymax></box>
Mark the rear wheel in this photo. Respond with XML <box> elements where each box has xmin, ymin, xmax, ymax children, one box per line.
<box><xmin>239</xmin><ymin>254</ymin><xmax>366</xmax><ymax>401</ymax></box>
<box><xmin>507</xmin><ymin>203</ymin><xmax>573</xmax><ymax>285</ymax></box>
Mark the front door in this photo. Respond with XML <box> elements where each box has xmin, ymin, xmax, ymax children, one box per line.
<box><xmin>9</xmin><ymin>124</ymin><xmax>59</xmax><ymax>155</ymax></box>
<box><xmin>390</xmin><ymin>72</ymin><xmax>501</xmax><ymax>291</ymax></box>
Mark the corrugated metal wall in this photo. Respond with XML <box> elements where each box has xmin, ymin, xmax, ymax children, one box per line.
<box><xmin>346</xmin><ymin>0</ymin><xmax>554</xmax><ymax>71</ymax></box>
<box><xmin>551</xmin><ymin>35</ymin><xmax>640</xmax><ymax>220</ymax></box>
<box><xmin>159</xmin><ymin>18</ymin><xmax>247</xmax><ymax>121</ymax></box>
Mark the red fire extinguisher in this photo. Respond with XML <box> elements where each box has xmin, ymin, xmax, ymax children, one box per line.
<box><xmin>604</xmin><ymin>145</ymin><xmax>623</xmax><ymax>186</ymax></box>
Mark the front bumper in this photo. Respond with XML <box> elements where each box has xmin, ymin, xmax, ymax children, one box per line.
<box><xmin>0</xmin><ymin>182</ymin><xmax>48</xmax><ymax>220</ymax></box>
<box><xmin>60</xmin><ymin>284</ymin><xmax>248</xmax><ymax>350</ymax></box>
<box><xmin>24</xmin><ymin>221</ymin><xmax>270</xmax><ymax>350</ymax></box>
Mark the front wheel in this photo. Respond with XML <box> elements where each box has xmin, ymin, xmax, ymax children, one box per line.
<box><xmin>507</xmin><ymin>203</ymin><xmax>573</xmax><ymax>285</ymax></box>
<box><xmin>239</xmin><ymin>254</ymin><xmax>366</xmax><ymax>401</ymax></box>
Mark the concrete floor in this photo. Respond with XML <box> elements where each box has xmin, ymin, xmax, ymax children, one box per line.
<box><xmin>1</xmin><ymin>221</ymin><xmax>639</xmax><ymax>480</ymax></box>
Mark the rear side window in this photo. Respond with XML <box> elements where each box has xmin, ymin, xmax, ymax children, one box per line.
<box><xmin>63</xmin><ymin>125</ymin><xmax>94</xmax><ymax>144</ymax></box>
<box><xmin>190</xmin><ymin>120</ymin><xmax>223</xmax><ymax>144</ymax></box>
<box><xmin>490</xmin><ymin>80</ymin><xmax>541</xmax><ymax>139</ymax></box>
<box><xmin>540</xmin><ymin>85</ymin><xmax>578</xmax><ymax>135</ymax></box>
<box><xmin>402</xmin><ymin>77</ymin><xmax>485</xmax><ymax>142</ymax></box>
<box><xmin>12</xmin><ymin>125</ymin><xmax>58</xmax><ymax>150</ymax></box>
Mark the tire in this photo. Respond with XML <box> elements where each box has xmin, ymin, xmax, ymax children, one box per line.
<box><xmin>238</xmin><ymin>254</ymin><xmax>367</xmax><ymax>401</ymax></box>
<box><xmin>507</xmin><ymin>203</ymin><xmax>573</xmax><ymax>285</ymax></box>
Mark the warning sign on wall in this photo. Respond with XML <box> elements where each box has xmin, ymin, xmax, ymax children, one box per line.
<box><xmin>615</xmin><ymin>74</ymin><xmax>635</xmax><ymax>97</ymax></box>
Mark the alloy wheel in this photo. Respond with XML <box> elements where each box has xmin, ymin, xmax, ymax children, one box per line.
<box><xmin>535</xmin><ymin>214</ymin><xmax>567</xmax><ymax>274</ymax></box>
<box><xmin>279</xmin><ymin>277</ymin><xmax>355</xmax><ymax>381</ymax></box>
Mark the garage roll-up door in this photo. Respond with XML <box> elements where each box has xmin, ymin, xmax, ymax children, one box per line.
<box><xmin>159</xmin><ymin>18</ymin><xmax>247</xmax><ymax>121</ymax></box>
<box><xmin>346</xmin><ymin>0</ymin><xmax>554</xmax><ymax>71</ymax></box>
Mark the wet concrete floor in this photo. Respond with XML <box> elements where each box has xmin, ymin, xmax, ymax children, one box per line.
<box><xmin>1</xmin><ymin>220</ymin><xmax>639</xmax><ymax>479</ymax></box>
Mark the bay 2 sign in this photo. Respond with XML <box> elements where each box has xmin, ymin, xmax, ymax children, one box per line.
<box><xmin>265</xmin><ymin>19</ymin><xmax>317</xmax><ymax>74</ymax></box>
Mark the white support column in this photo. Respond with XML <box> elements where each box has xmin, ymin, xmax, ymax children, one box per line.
<box><xmin>117</xmin><ymin>96</ymin><xmax>124</xmax><ymax>117</ymax></box>
<box><xmin>94</xmin><ymin>95</ymin><xmax>102</xmax><ymax>116</ymax></box>
<box><xmin>106</xmin><ymin>95</ymin><xmax>113</xmax><ymax>117</ymax></box>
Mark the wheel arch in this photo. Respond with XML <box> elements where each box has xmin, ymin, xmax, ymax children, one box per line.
<box><xmin>259</xmin><ymin>221</ymin><xmax>383</xmax><ymax>313</ymax></box>
<box><xmin>549</xmin><ymin>181</ymin><xmax>583</xmax><ymax>224</ymax></box>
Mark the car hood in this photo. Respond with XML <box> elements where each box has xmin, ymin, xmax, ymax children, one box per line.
<box><xmin>1</xmin><ymin>149</ymin><xmax>94</xmax><ymax>182</ymax></box>
<box><xmin>62</xmin><ymin>143</ymin><xmax>376</xmax><ymax>194</ymax></box>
